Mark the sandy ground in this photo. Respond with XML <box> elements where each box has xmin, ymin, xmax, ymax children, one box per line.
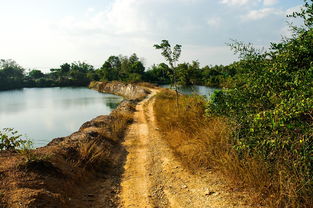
<box><xmin>118</xmin><ymin>91</ymin><xmax>260</xmax><ymax>208</ymax></box>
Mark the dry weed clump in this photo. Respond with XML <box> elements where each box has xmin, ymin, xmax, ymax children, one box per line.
<box><xmin>76</xmin><ymin>139</ymin><xmax>112</xmax><ymax>171</ymax></box>
<box><xmin>77</xmin><ymin>109</ymin><xmax>134</xmax><ymax>171</ymax></box>
<box><xmin>110</xmin><ymin>111</ymin><xmax>133</xmax><ymax>142</ymax></box>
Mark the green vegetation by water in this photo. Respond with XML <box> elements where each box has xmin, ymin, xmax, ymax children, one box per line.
<box><xmin>205</xmin><ymin>2</ymin><xmax>312</xmax><ymax>206</ymax></box>
<box><xmin>0</xmin><ymin>0</ymin><xmax>312</xmax><ymax>206</ymax></box>
<box><xmin>0</xmin><ymin>54</ymin><xmax>240</xmax><ymax>91</ymax></box>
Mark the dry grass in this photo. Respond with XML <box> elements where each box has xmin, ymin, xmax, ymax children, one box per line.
<box><xmin>110</xmin><ymin>111</ymin><xmax>133</xmax><ymax>142</ymax></box>
<box><xmin>154</xmin><ymin>90</ymin><xmax>232</xmax><ymax>170</ymax></box>
<box><xmin>136</xmin><ymin>82</ymin><xmax>159</xmax><ymax>89</ymax></box>
<box><xmin>76</xmin><ymin>139</ymin><xmax>111</xmax><ymax>171</ymax></box>
<box><xmin>77</xmin><ymin>106</ymin><xmax>134</xmax><ymax>171</ymax></box>
<box><xmin>153</xmin><ymin>90</ymin><xmax>312</xmax><ymax>207</ymax></box>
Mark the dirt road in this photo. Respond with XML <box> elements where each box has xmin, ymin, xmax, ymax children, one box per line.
<box><xmin>118</xmin><ymin>91</ymin><xmax>257</xmax><ymax>208</ymax></box>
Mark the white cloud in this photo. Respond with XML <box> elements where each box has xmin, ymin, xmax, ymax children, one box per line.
<box><xmin>280</xmin><ymin>25</ymin><xmax>292</xmax><ymax>38</ymax></box>
<box><xmin>0</xmin><ymin>0</ymin><xmax>301</xmax><ymax>70</ymax></box>
<box><xmin>56</xmin><ymin>0</ymin><xmax>166</xmax><ymax>37</ymax></box>
<box><xmin>242</xmin><ymin>8</ymin><xmax>283</xmax><ymax>21</ymax></box>
<box><xmin>207</xmin><ymin>17</ymin><xmax>221</xmax><ymax>27</ymax></box>
<box><xmin>221</xmin><ymin>0</ymin><xmax>279</xmax><ymax>7</ymax></box>
<box><xmin>220</xmin><ymin>0</ymin><xmax>253</xmax><ymax>6</ymax></box>
<box><xmin>263</xmin><ymin>0</ymin><xmax>278</xmax><ymax>6</ymax></box>
<box><xmin>285</xmin><ymin>5</ymin><xmax>302</xmax><ymax>16</ymax></box>
<box><xmin>86</xmin><ymin>7</ymin><xmax>95</xmax><ymax>13</ymax></box>
<box><xmin>175</xmin><ymin>45</ymin><xmax>237</xmax><ymax>66</ymax></box>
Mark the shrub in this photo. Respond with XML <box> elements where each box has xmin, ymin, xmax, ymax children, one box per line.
<box><xmin>0</xmin><ymin>128</ymin><xmax>31</xmax><ymax>151</ymax></box>
<box><xmin>207</xmin><ymin>2</ymin><xmax>313</xmax><ymax>206</ymax></box>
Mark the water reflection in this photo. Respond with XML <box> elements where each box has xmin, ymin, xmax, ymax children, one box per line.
<box><xmin>105</xmin><ymin>101</ymin><xmax>121</xmax><ymax>109</ymax></box>
<box><xmin>161</xmin><ymin>85</ymin><xmax>219</xmax><ymax>98</ymax></box>
<box><xmin>0</xmin><ymin>87</ymin><xmax>123</xmax><ymax>147</ymax></box>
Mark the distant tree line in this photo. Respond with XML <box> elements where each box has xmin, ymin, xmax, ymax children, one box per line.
<box><xmin>0</xmin><ymin>59</ymin><xmax>96</xmax><ymax>90</ymax></box>
<box><xmin>0</xmin><ymin>53</ymin><xmax>247</xmax><ymax>91</ymax></box>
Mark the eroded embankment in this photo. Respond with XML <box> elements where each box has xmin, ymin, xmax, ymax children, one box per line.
<box><xmin>89</xmin><ymin>81</ymin><xmax>152</xmax><ymax>101</ymax></box>
<box><xmin>0</xmin><ymin>81</ymin><xmax>151</xmax><ymax>208</ymax></box>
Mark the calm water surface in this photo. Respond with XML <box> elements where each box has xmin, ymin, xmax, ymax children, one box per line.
<box><xmin>161</xmin><ymin>85</ymin><xmax>219</xmax><ymax>98</ymax></box>
<box><xmin>0</xmin><ymin>87</ymin><xmax>123</xmax><ymax>147</ymax></box>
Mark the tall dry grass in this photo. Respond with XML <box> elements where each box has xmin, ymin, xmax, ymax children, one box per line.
<box><xmin>154</xmin><ymin>90</ymin><xmax>232</xmax><ymax>170</ymax></box>
<box><xmin>110</xmin><ymin>111</ymin><xmax>133</xmax><ymax>142</ymax></box>
<box><xmin>76</xmin><ymin>139</ymin><xmax>111</xmax><ymax>170</ymax></box>
<box><xmin>153</xmin><ymin>90</ymin><xmax>312</xmax><ymax>207</ymax></box>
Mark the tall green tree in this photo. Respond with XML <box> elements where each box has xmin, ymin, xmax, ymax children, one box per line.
<box><xmin>144</xmin><ymin>63</ymin><xmax>170</xmax><ymax>84</ymax></box>
<box><xmin>154</xmin><ymin>40</ymin><xmax>182</xmax><ymax>105</ymax></box>
<box><xmin>0</xmin><ymin>59</ymin><xmax>25</xmax><ymax>90</ymax></box>
<box><xmin>28</xmin><ymin>70</ymin><xmax>44</xmax><ymax>79</ymax></box>
<box><xmin>177</xmin><ymin>61</ymin><xmax>201</xmax><ymax>86</ymax></box>
<box><xmin>98</xmin><ymin>56</ymin><xmax>121</xmax><ymax>81</ymax></box>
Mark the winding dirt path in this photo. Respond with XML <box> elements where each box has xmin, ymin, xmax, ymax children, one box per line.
<box><xmin>118</xmin><ymin>91</ymin><xmax>260</xmax><ymax>208</ymax></box>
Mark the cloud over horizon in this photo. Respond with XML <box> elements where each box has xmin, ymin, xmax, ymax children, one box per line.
<box><xmin>0</xmin><ymin>0</ymin><xmax>303</xmax><ymax>71</ymax></box>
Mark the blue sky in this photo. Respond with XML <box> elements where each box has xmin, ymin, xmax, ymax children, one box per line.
<box><xmin>0</xmin><ymin>0</ymin><xmax>303</xmax><ymax>71</ymax></box>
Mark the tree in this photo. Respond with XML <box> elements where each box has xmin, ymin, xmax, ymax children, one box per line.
<box><xmin>288</xmin><ymin>0</ymin><xmax>313</xmax><ymax>29</ymax></box>
<box><xmin>154</xmin><ymin>40</ymin><xmax>182</xmax><ymax>105</ymax></box>
<box><xmin>28</xmin><ymin>70</ymin><xmax>44</xmax><ymax>79</ymax></box>
<box><xmin>98</xmin><ymin>56</ymin><xmax>121</xmax><ymax>81</ymax></box>
<box><xmin>177</xmin><ymin>61</ymin><xmax>201</xmax><ymax>86</ymax></box>
<box><xmin>60</xmin><ymin>63</ymin><xmax>71</xmax><ymax>74</ymax></box>
<box><xmin>208</xmin><ymin>2</ymin><xmax>313</xmax><ymax>205</ymax></box>
<box><xmin>144</xmin><ymin>63</ymin><xmax>170</xmax><ymax>84</ymax></box>
<box><xmin>129</xmin><ymin>53</ymin><xmax>145</xmax><ymax>74</ymax></box>
<box><xmin>0</xmin><ymin>59</ymin><xmax>25</xmax><ymax>90</ymax></box>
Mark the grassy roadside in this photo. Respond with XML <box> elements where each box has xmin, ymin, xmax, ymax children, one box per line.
<box><xmin>153</xmin><ymin>89</ymin><xmax>312</xmax><ymax>208</ymax></box>
<box><xmin>153</xmin><ymin>89</ymin><xmax>231</xmax><ymax>170</ymax></box>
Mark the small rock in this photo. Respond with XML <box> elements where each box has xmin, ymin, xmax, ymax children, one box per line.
<box><xmin>182</xmin><ymin>185</ymin><xmax>188</xmax><ymax>189</ymax></box>
<box><xmin>205</xmin><ymin>191</ymin><xmax>215</xmax><ymax>196</ymax></box>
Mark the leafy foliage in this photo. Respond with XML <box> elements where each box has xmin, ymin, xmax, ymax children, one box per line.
<box><xmin>0</xmin><ymin>128</ymin><xmax>32</xmax><ymax>150</ymax></box>
<box><xmin>0</xmin><ymin>59</ymin><xmax>24</xmax><ymax>90</ymax></box>
<box><xmin>154</xmin><ymin>40</ymin><xmax>183</xmax><ymax>106</ymax></box>
<box><xmin>154</xmin><ymin>40</ymin><xmax>182</xmax><ymax>89</ymax></box>
<box><xmin>96</xmin><ymin>53</ymin><xmax>145</xmax><ymax>82</ymax></box>
<box><xmin>207</xmin><ymin>1</ymin><xmax>313</xmax><ymax>206</ymax></box>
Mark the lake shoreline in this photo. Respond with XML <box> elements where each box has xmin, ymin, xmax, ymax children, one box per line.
<box><xmin>0</xmin><ymin>81</ymin><xmax>155</xmax><ymax>207</ymax></box>
<box><xmin>0</xmin><ymin>86</ymin><xmax>123</xmax><ymax>147</ymax></box>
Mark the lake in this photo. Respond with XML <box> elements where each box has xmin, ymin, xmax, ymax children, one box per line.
<box><xmin>0</xmin><ymin>87</ymin><xmax>123</xmax><ymax>147</ymax></box>
<box><xmin>161</xmin><ymin>85</ymin><xmax>219</xmax><ymax>98</ymax></box>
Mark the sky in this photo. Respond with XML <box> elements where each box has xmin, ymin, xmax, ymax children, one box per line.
<box><xmin>0</xmin><ymin>0</ymin><xmax>303</xmax><ymax>72</ymax></box>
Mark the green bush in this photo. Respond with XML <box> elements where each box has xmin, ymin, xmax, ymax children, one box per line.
<box><xmin>0</xmin><ymin>128</ymin><xmax>32</xmax><ymax>151</ymax></box>
<box><xmin>207</xmin><ymin>1</ymin><xmax>313</xmax><ymax>206</ymax></box>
